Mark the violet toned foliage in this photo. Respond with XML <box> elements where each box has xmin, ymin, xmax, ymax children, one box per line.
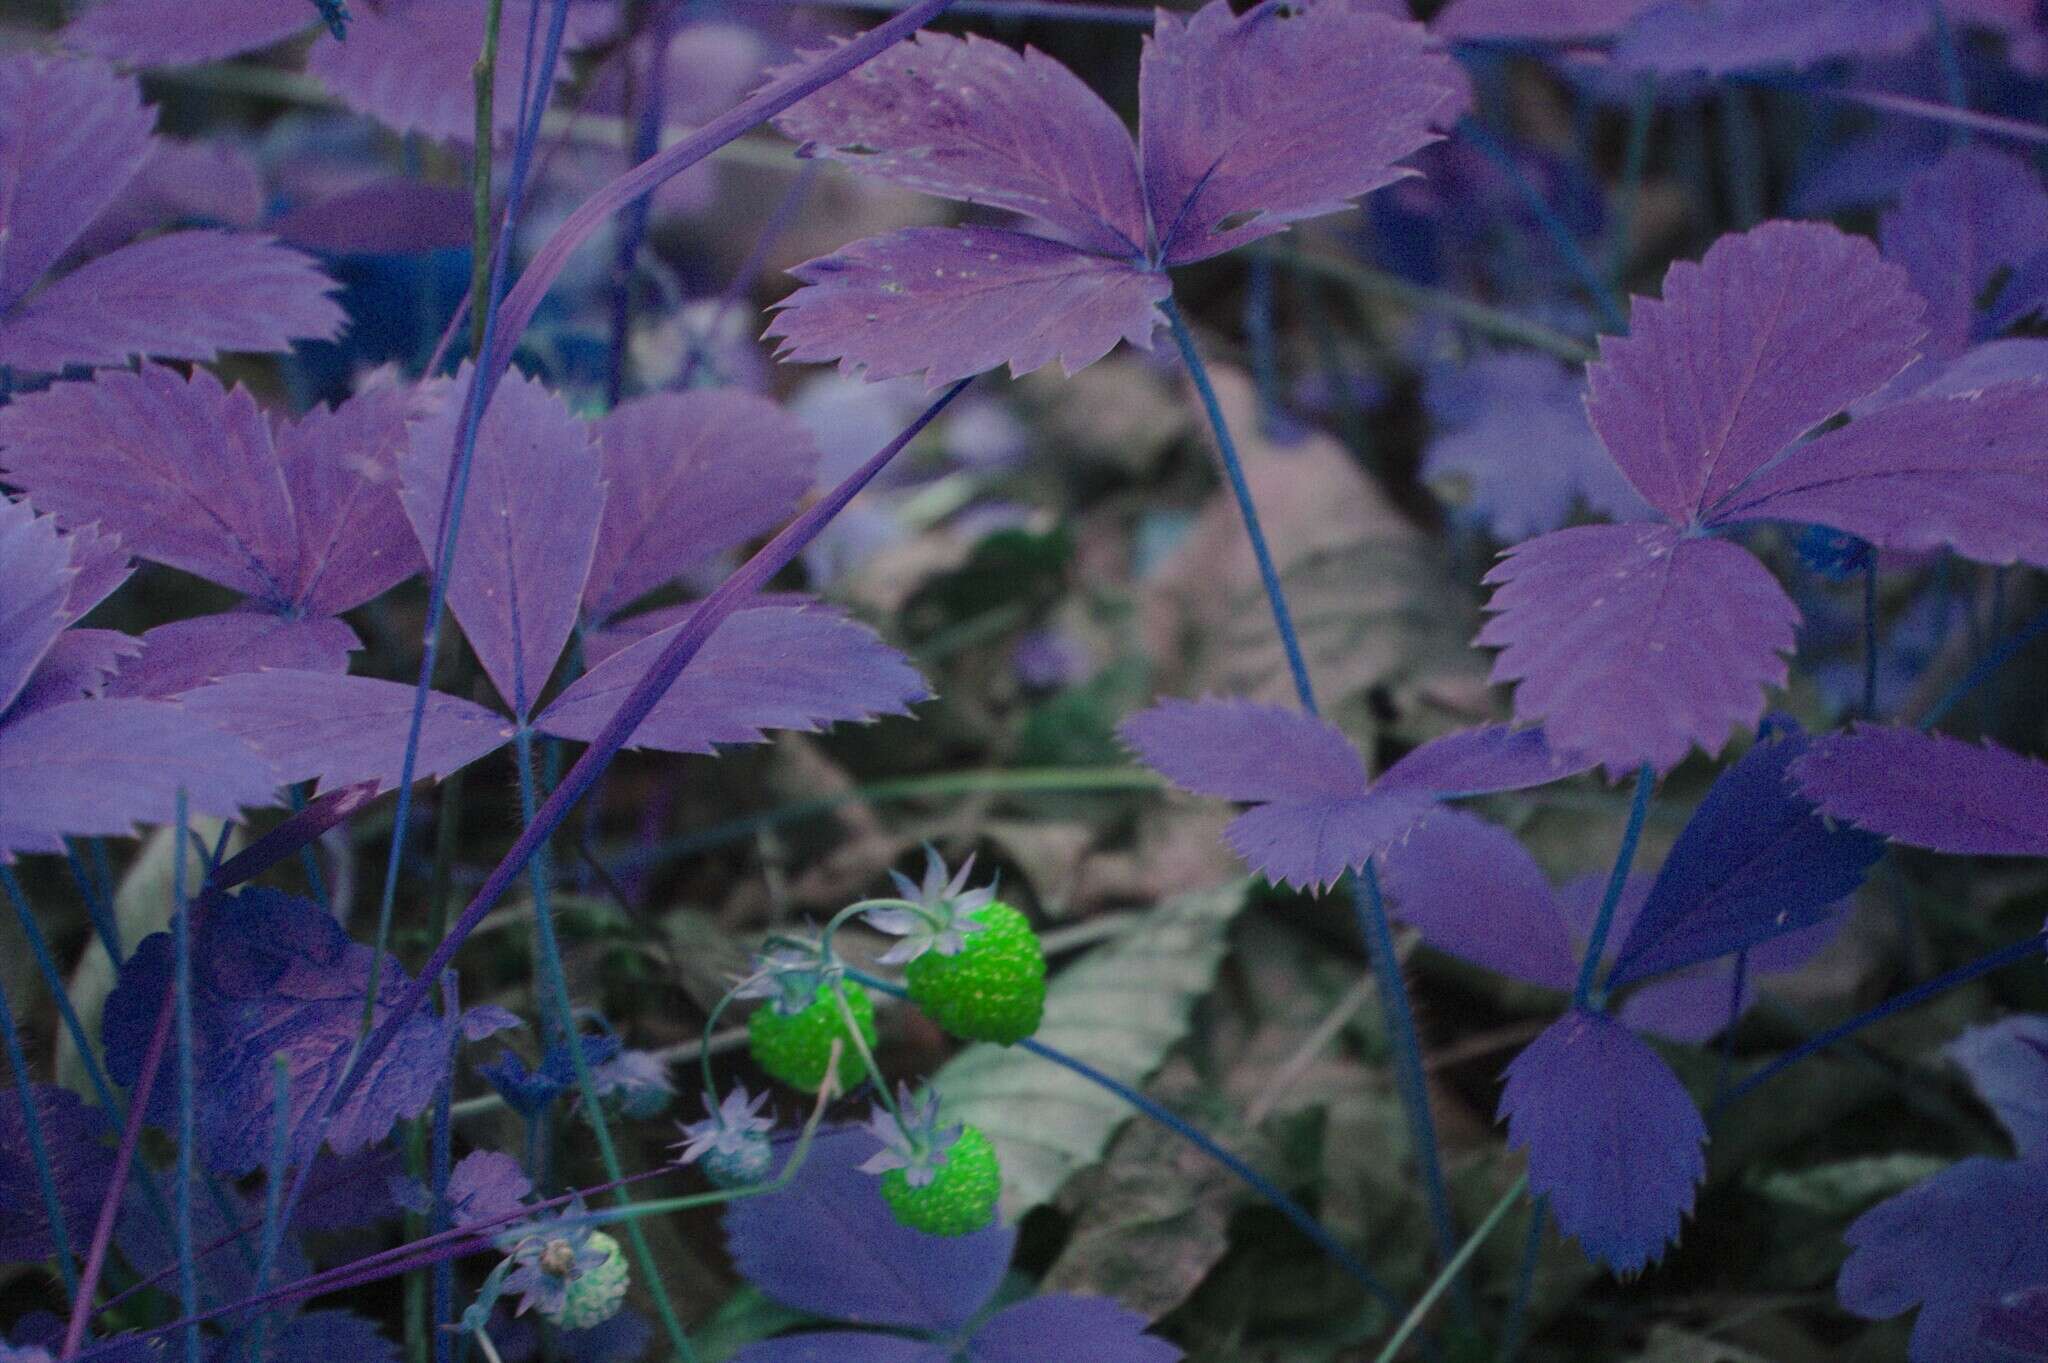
<box><xmin>764</xmin><ymin>0</ymin><xmax>1464</xmax><ymax>387</ymax></box>
<box><xmin>100</xmin><ymin>887</ymin><xmax>516</xmax><ymax>1175</ymax></box>
<box><xmin>1880</xmin><ymin>147</ymin><xmax>2048</xmax><ymax>374</ymax></box>
<box><xmin>65</xmin><ymin>0</ymin><xmax>610</xmax><ymax>143</ymax></box>
<box><xmin>0</xmin><ymin>55</ymin><xmax>341</xmax><ymax>373</ymax></box>
<box><xmin>1947</xmin><ymin>1017</ymin><xmax>2048</xmax><ymax>1158</ymax></box>
<box><xmin>0</xmin><ymin>364</ymin><xmax>425</xmax><ymax>697</ymax></box>
<box><xmin>183</xmin><ymin>368</ymin><xmax>924</xmax><ymax>792</ymax></box>
<box><xmin>1499</xmin><ymin>1009</ymin><xmax>1707</xmax><ymax>1274</ymax></box>
<box><xmin>1117</xmin><ymin>697</ymin><xmax>1592</xmax><ymax>890</ymax></box>
<box><xmin>1430</xmin><ymin>0</ymin><xmax>1661</xmax><ymax>40</ymax></box>
<box><xmin>0</xmin><ymin>499</ymin><xmax>277</xmax><ymax>857</ymax></box>
<box><xmin>1790</xmin><ymin>724</ymin><xmax>2048</xmax><ymax>857</ymax></box>
<box><xmin>0</xmin><ymin>1085</ymin><xmax>112</xmax><ymax>1264</ymax></box>
<box><xmin>1479</xmin><ymin>220</ymin><xmax>2048</xmax><ymax>777</ymax></box>
<box><xmin>726</xmin><ymin>1128</ymin><xmax>1178</xmax><ymax>1361</ymax></box>
<box><xmin>1376</xmin><ymin>807</ymin><xmax>1841</xmax><ymax>1044</ymax></box>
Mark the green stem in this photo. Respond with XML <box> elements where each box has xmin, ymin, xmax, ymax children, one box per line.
<box><xmin>1373</xmin><ymin>1174</ymin><xmax>1529</xmax><ymax>1363</ymax></box>
<box><xmin>469</xmin><ymin>0</ymin><xmax>507</xmax><ymax>358</ymax></box>
<box><xmin>830</xmin><ymin>982</ymin><xmax>896</xmax><ymax>1122</ymax></box>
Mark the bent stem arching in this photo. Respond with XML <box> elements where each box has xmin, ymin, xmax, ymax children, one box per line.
<box><xmin>1374</xmin><ymin>1174</ymin><xmax>1529</xmax><ymax>1363</ymax></box>
<box><xmin>1162</xmin><ymin>295</ymin><xmax>1466</xmax><ymax>1305</ymax></box>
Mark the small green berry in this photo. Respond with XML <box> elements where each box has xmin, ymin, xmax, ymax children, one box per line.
<box><xmin>747</xmin><ymin>979</ymin><xmax>876</xmax><ymax>1092</ymax></box>
<box><xmin>878</xmin><ymin>1124</ymin><xmax>1002</xmax><ymax>1237</ymax></box>
<box><xmin>904</xmin><ymin>902</ymin><xmax>1046</xmax><ymax>1045</ymax></box>
<box><xmin>702</xmin><ymin>1136</ymin><xmax>775</xmax><ymax>1189</ymax></box>
<box><xmin>544</xmin><ymin>1231</ymin><xmax>628</xmax><ymax>1330</ymax></box>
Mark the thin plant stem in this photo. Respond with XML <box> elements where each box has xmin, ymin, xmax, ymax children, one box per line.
<box><xmin>1353</xmin><ymin>864</ymin><xmax>1468</xmax><ymax>1311</ymax></box>
<box><xmin>1719</xmin><ymin>87</ymin><xmax>1766</xmax><ymax>230</ymax></box>
<box><xmin>469</xmin><ymin>0</ymin><xmax>507</xmax><ymax>357</ymax></box>
<box><xmin>1161</xmin><ymin>294</ymin><xmax>1319</xmax><ymax>715</ymax></box>
<box><xmin>1374</xmin><ymin>1174</ymin><xmax>1529</xmax><ymax>1363</ymax></box>
<box><xmin>605</xmin><ymin>8</ymin><xmax>667</xmax><ymax>406</ymax></box>
<box><xmin>174</xmin><ymin>790</ymin><xmax>199</xmax><ymax>1363</ymax></box>
<box><xmin>1713</xmin><ymin>930</ymin><xmax>2048</xmax><ymax>1118</ymax></box>
<box><xmin>1863</xmin><ymin>557</ymin><xmax>1880</xmax><ymax>720</ymax></box>
<box><xmin>0</xmin><ymin>966</ymin><xmax>77</xmax><ymax>1298</ymax></box>
<box><xmin>431</xmin><ymin>981</ymin><xmax>458</xmax><ymax>1363</ymax></box>
<box><xmin>1264</xmin><ymin>246</ymin><xmax>1595</xmax><ymax>362</ymax></box>
<box><xmin>510</xmin><ymin>725</ymin><xmax>698</xmax><ymax>1363</ymax></box>
<box><xmin>1246</xmin><ymin>254</ymin><xmax>1283</xmax><ymax>434</ymax></box>
<box><xmin>831</xmin><ymin>983</ymin><xmax>897</xmax><ymax>1122</ymax></box>
<box><xmin>1495</xmin><ymin>1196</ymin><xmax>1547</xmax><ymax>1363</ymax></box>
<box><xmin>1458</xmin><ymin>117</ymin><xmax>1627</xmax><ymax>332</ymax></box>
<box><xmin>1577</xmin><ymin>766</ymin><xmax>1656</xmax><ymax>1007</ymax></box>
<box><xmin>1931</xmin><ymin>3</ymin><xmax>1972</xmax><ymax>139</ymax></box>
<box><xmin>64</xmin><ymin>838</ymin><xmax>121</xmax><ymax>962</ymax></box>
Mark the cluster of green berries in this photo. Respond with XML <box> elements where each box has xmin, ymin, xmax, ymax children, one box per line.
<box><xmin>723</xmin><ymin>850</ymin><xmax>1037</xmax><ymax>1235</ymax></box>
<box><xmin>547</xmin><ymin>1231</ymin><xmax>629</xmax><ymax>1329</ymax></box>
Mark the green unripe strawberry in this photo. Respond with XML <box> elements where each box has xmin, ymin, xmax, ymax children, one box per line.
<box><xmin>748</xmin><ymin>979</ymin><xmax>876</xmax><ymax>1092</ymax></box>
<box><xmin>904</xmin><ymin>902</ymin><xmax>1045</xmax><ymax>1044</ymax></box>
<box><xmin>545</xmin><ymin>1231</ymin><xmax>629</xmax><ymax>1330</ymax></box>
<box><xmin>878</xmin><ymin>1124</ymin><xmax>1001</xmax><ymax>1237</ymax></box>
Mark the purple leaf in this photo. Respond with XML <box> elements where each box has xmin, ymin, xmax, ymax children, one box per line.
<box><xmin>272</xmin><ymin>180</ymin><xmax>475</xmax><ymax>257</ymax></box>
<box><xmin>1881</xmin><ymin>146</ymin><xmax>2048</xmax><ymax>361</ymax></box>
<box><xmin>1375</xmin><ymin>809</ymin><xmax>1578</xmax><ymax>990</ymax></box>
<box><xmin>73</xmin><ymin>136</ymin><xmax>266</xmax><ymax>261</ymax></box>
<box><xmin>445</xmin><ymin>1150</ymin><xmax>534</xmax><ymax>1228</ymax></box>
<box><xmin>0</xmin><ymin>230</ymin><xmax>342</xmax><ymax>373</ymax></box>
<box><xmin>0</xmin><ymin>499</ymin><xmax>76</xmax><ymax>716</ymax></box>
<box><xmin>401</xmin><ymin>365</ymin><xmax>602</xmax><ymax>718</ymax></box>
<box><xmin>63</xmin><ymin>0</ymin><xmax>307</xmax><ymax>66</ymax></box>
<box><xmin>0</xmin><ymin>364</ymin><xmax>300</xmax><ymax>601</ymax></box>
<box><xmin>1432</xmin><ymin>0</ymin><xmax>1659</xmax><ymax>39</ymax></box>
<box><xmin>770</xmin><ymin>31</ymin><xmax>1148</xmax><ymax>258</ymax></box>
<box><xmin>725</xmin><ymin>1126</ymin><xmax>1014</xmax><ymax>1331</ymax></box>
<box><xmin>181</xmin><ymin>671</ymin><xmax>512</xmax><ymax>794</ymax></box>
<box><xmin>536</xmin><ymin>604</ymin><xmax>927</xmax><ymax>754</ymax></box>
<box><xmin>281</xmin><ymin>378</ymin><xmax>425</xmax><ymax>616</ymax></box>
<box><xmin>1790</xmin><ymin>724</ymin><xmax>2048</xmax><ymax>856</ymax></box>
<box><xmin>966</xmin><ymin>1295</ymin><xmax>1182</xmax><ymax>1363</ymax></box>
<box><xmin>1138</xmin><ymin>0</ymin><xmax>1461</xmax><ymax>265</ymax></box>
<box><xmin>58</xmin><ymin>522</ymin><xmax>134</xmax><ymax>626</ymax></box>
<box><xmin>583</xmin><ymin>390</ymin><xmax>819</xmax><ymax>624</ymax></box>
<box><xmin>1477</xmin><ymin>523</ymin><xmax>1800</xmax><ymax>777</ymax></box>
<box><xmin>0</xmin><ymin>1085</ymin><xmax>111</xmax><ymax>1263</ymax></box>
<box><xmin>1118</xmin><ymin>697</ymin><xmax>1368</xmax><ymax>803</ymax></box>
<box><xmin>1947</xmin><ymin>1017</ymin><xmax>2048</xmax><ymax>1158</ymax></box>
<box><xmin>0</xmin><ymin>55</ymin><xmax>153</xmax><ymax>315</ymax></box>
<box><xmin>766</xmin><ymin>227</ymin><xmax>1168</xmax><ymax>389</ymax></box>
<box><xmin>729</xmin><ymin>1338</ymin><xmax>950</xmax><ymax>1363</ymax></box>
<box><xmin>105</xmin><ymin>613</ymin><xmax>359</xmax><ymax>699</ymax></box>
<box><xmin>1914</xmin><ymin>338</ymin><xmax>2048</xmax><ymax>399</ymax></box>
<box><xmin>1118</xmin><ymin>696</ymin><xmax>1435</xmax><ymax>889</ymax></box>
<box><xmin>1498</xmin><ymin>1009</ymin><xmax>1706</xmax><ymax>1274</ymax></box>
<box><xmin>102</xmin><ymin>887</ymin><xmax>487</xmax><ymax>1174</ymax></box>
<box><xmin>1376</xmin><ymin>723</ymin><xmax>1594</xmax><ymax>797</ymax></box>
<box><xmin>1615</xmin><ymin>0</ymin><xmax>1932</xmax><ymax>74</ymax></box>
<box><xmin>11</xmin><ymin>629</ymin><xmax>141</xmax><ymax>717</ymax></box>
<box><xmin>1584</xmin><ymin>222</ymin><xmax>1923</xmax><ymax>524</ymax></box>
<box><xmin>306</xmin><ymin>0</ymin><xmax>611</xmax><ymax>142</ymax></box>
<box><xmin>1606</xmin><ymin>725</ymin><xmax>1883</xmax><ymax>986</ymax></box>
<box><xmin>1709</xmin><ymin>384</ymin><xmax>2048</xmax><ymax>568</ymax></box>
<box><xmin>1421</xmin><ymin>354</ymin><xmax>1652</xmax><ymax>541</ymax></box>
<box><xmin>1615</xmin><ymin>913</ymin><xmax>1835</xmax><ymax>1044</ymax></box>
<box><xmin>0</xmin><ymin>698</ymin><xmax>278</xmax><ymax>857</ymax></box>
<box><xmin>1839</xmin><ymin>1155</ymin><xmax>2048</xmax><ymax>1360</ymax></box>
